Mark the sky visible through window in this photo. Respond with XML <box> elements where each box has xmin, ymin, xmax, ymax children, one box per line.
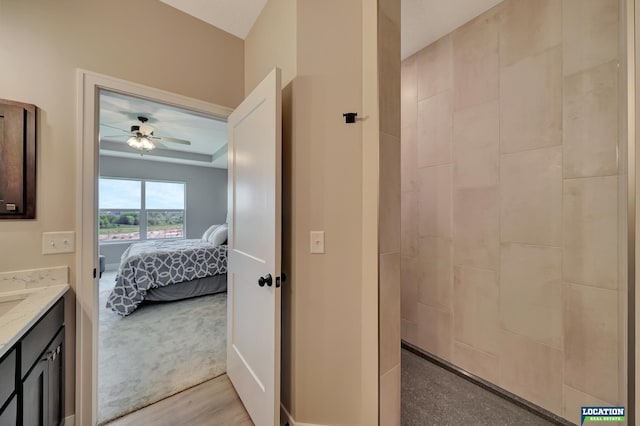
<box><xmin>99</xmin><ymin>178</ymin><xmax>185</xmax><ymax>242</ymax></box>
<box><xmin>99</xmin><ymin>179</ymin><xmax>184</xmax><ymax>209</ymax></box>
<box><xmin>146</xmin><ymin>181</ymin><xmax>185</xmax><ymax>209</ymax></box>
<box><xmin>99</xmin><ymin>179</ymin><xmax>140</xmax><ymax>209</ymax></box>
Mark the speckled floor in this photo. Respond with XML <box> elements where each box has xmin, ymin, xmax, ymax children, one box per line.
<box><xmin>401</xmin><ymin>349</ymin><xmax>556</xmax><ymax>426</ymax></box>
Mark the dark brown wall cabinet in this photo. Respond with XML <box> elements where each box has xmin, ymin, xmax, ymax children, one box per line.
<box><xmin>0</xmin><ymin>99</ymin><xmax>36</xmax><ymax>219</ymax></box>
<box><xmin>0</xmin><ymin>299</ymin><xmax>64</xmax><ymax>426</ymax></box>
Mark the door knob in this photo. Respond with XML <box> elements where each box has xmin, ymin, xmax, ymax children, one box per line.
<box><xmin>258</xmin><ymin>273</ymin><xmax>273</xmax><ymax>287</ymax></box>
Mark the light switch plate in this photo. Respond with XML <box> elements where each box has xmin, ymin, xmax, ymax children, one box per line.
<box><xmin>42</xmin><ymin>231</ymin><xmax>76</xmax><ymax>255</ymax></box>
<box><xmin>310</xmin><ymin>231</ymin><xmax>325</xmax><ymax>254</ymax></box>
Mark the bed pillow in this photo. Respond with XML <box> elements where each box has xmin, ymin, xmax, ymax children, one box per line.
<box><xmin>202</xmin><ymin>224</ymin><xmax>220</xmax><ymax>241</ymax></box>
<box><xmin>208</xmin><ymin>223</ymin><xmax>228</xmax><ymax>246</ymax></box>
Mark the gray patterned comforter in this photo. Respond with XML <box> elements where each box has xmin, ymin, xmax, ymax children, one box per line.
<box><xmin>107</xmin><ymin>239</ymin><xmax>227</xmax><ymax>316</ymax></box>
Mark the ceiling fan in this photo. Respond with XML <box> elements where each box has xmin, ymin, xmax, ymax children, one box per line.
<box><xmin>101</xmin><ymin>116</ymin><xmax>191</xmax><ymax>153</ymax></box>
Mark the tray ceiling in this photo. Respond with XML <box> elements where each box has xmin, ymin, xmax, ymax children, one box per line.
<box><xmin>99</xmin><ymin>90</ymin><xmax>228</xmax><ymax>168</ymax></box>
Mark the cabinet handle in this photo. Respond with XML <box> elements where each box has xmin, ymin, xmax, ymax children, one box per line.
<box><xmin>40</xmin><ymin>344</ymin><xmax>61</xmax><ymax>362</ymax></box>
<box><xmin>41</xmin><ymin>349</ymin><xmax>56</xmax><ymax>362</ymax></box>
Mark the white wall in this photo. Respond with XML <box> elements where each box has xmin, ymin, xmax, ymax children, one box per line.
<box><xmin>0</xmin><ymin>0</ymin><xmax>244</xmax><ymax>417</ymax></box>
<box><xmin>244</xmin><ymin>0</ymin><xmax>297</xmax><ymax>95</ymax></box>
<box><xmin>245</xmin><ymin>0</ymin><xmax>383</xmax><ymax>423</ymax></box>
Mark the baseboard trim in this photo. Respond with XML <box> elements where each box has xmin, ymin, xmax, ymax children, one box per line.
<box><xmin>63</xmin><ymin>414</ymin><xmax>75</xmax><ymax>426</ymax></box>
<box><xmin>280</xmin><ymin>404</ymin><xmax>294</xmax><ymax>426</ymax></box>
<box><xmin>280</xmin><ymin>403</ymin><xmax>326</xmax><ymax>426</ymax></box>
<box><xmin>401</xmin><ymin>341</ymin><xmax>573</xmax><ymax>426</ymax></box>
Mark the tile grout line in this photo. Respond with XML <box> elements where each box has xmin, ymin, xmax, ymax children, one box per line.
<box><xmin>497</xmin><ymin>1</ymin><xmax>504</xmax><ymax>394</ymax></box>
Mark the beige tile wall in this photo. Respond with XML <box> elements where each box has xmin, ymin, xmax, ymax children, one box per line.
<box><xmin>379</xmin><ymin>0</ymin><xmax>401</xmax><ymax>424</ymax></box>
<box><xmin>400</xmin><ymin>0</ymin><xmax>624</xmax><ymax>421</ymax></box>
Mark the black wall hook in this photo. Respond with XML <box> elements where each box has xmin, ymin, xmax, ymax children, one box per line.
<box><xmin>343</xmin><ymin>112</ymin><xmax>358</xmax><ymax>124</ymax></box>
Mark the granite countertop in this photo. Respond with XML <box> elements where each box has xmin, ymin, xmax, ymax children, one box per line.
<box><xmin>0</xmin><ymin>266</ymin><xmax>69</xmax><ymax>358</ymax></box>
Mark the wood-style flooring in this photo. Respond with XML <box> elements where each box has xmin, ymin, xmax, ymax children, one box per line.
<box><xmin>106</xmin><ymin>374</ymin><xmax>253</xmax><ymax>426</ymax></box>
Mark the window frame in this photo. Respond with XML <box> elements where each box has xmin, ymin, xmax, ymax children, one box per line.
<box><xmin>98</xmin><ymin>176</ymin><xmax>187</xmax><ymax>244</ymax></box>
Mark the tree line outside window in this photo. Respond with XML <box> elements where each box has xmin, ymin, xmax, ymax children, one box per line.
<box><xmin>98</xmin><ymin>178</ymin><xmax>186</xmax><ymax>242</ymax></box>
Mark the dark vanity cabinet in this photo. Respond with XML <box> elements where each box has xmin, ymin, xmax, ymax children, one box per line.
<box><xmin>23</xmin><ymin>330</ymin><xmax>64</xmax><ymax>426</ymax></box>
<box><xmin>0</xmin><ymin>351</ymin><xmax>16</xmax><ymax>426</ymax></box>
<box><xmin>0</xmin><ymin>98</ymin><xmax>36</xmax><ymax>219</ymax></box>
<box><xmin>0</xmin><ymin>397</ymin><xmax>17</xmax><ymax>426</ymax></box>
<box><xmin>0</xmin><ymin>299</ymin><xmax>64</xmax><ymax>426</ymax></box>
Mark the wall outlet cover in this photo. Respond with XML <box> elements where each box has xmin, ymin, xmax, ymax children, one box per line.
<box><xmin>310</xmin><ymin>231</ymin><xmax>325</xmax><ymax>254</ymax></box>
<box><xmin>42</xmin><ymin>231</ymin><xmax>76</xmax><ymax>255</ymax></box>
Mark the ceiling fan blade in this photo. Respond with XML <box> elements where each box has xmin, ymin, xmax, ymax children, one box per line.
<box><xmin>151</xmin><ymin>135</ymin><xmax>191</xmax><ymax>145</ymax></box>
<box><xmin>152</xmin><ymin>140</ymin><xmax>170</xmax><ymax>150</ymax></box>
<box><xmin>101</xmin><ymin>123</ymin><xmax>130</xmax><ymax>133</ymax></box>
<box><xmin>101</xmin><ymin>134</ymin><xmax>128</xmax><ymax>138</ymax></box>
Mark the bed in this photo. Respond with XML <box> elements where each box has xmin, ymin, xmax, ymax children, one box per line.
<box><xmin>106</xmin><ymin>238</ymin><xmax>227</xmax><ymax>316</ymax></box>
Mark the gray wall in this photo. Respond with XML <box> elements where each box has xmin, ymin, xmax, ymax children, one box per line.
<box><xmin>99</xmin><ymin>155</ymin><xmax>227</xmax><ymax>267</ymax></box>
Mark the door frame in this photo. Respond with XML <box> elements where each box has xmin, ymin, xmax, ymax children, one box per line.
<box><xmin>633</xmin><ymin>0</ymin><xmax>639</xmax><ymax>420</ymax></box>
<box><xmin>75</xmin><ymin>69</ymin><xmax>232</xmax><ymax>425</ymax></box>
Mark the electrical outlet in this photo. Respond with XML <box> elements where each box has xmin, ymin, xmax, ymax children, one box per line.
<box><xmin>42</xmin><ymin>231</ymin><xmax>75</xmax><ymax>255</ymax></box>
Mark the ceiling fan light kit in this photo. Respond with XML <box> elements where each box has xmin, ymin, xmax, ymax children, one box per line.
<box><xmin>127</xmin><ymin>135</ymin><xmax>155</xmax><ymax>152</ymax></box>
<box><xmin>104</xmin><ymin>115</ymin><xmax>191</xmax><ymax>154</ymax></box>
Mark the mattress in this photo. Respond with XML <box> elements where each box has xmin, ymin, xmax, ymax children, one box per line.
<box><xmin>106</xmin><ymin>239</ymin><xmax>227</xmax><ymax>315</ymax></box>
<box><xmin>144</xmin><ymin>273</ymin><xmax>227</xmax><ymax>302</ymax></box>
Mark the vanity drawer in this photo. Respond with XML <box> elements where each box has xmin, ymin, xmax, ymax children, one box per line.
<box><xmin>21</xmin><ymin>298</ymin><xmax>64</xmax><ymax>378</ymax></box>
<box><xmin>0</xmin><ymin>349</ymin><xmax>15</xmax><ymax>409</ymax></box>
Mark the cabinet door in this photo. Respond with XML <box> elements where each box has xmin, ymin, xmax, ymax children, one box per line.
<box><xmin>47</xmin><ymin>330</ymin><xmax>63</xmax><ymax>426</ymax></box>
<box><xmin>23</xmin><ymin>328</ymin><xmax>64</xmax><ymax>426</ymax></box>
<box><xmin>0</xmin><ymin>349</ymin><xmax>15</xmax><ymax>410</ymax></box>
<box><xmin>0</xmin><ymin>99</ymin><xmax>36</xmax><ymax>219</ymax></box>
<box><xmin>23</xmin><ymin>356</ymin><xmax>48</xmax><ymax>426</ymax></box>
<box><xmin>0</xmin><ymin>103</ymin><xmax>25</xmax><ymax>215</ymax></box>
<box><xmin>0</xmin><ymin>395</ymin><xmax>17</xmax><ymax>426</ymax></box>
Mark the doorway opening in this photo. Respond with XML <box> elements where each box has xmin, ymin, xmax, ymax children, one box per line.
<box><xmin>76</xmin><ymin>68</ymin><xmax>283</xmax><ymax>426</ymax></box>
<box><xmin>95</xmin><ymin>90</ymin><xmax>229</xmax><ymax>424</ymax></box>
<box><xmin>75</xmin><ymin>70</ymin><xmax>235</xmax><ymax>426</ymax></box>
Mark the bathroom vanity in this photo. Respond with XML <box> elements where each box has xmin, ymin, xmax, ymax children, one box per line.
<box><xmin>0</xmin><ymin>267</ymin><xmax>69</xmax><ymax>426</ymax></box>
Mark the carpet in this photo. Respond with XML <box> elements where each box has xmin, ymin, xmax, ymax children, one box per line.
<box><xmin>98</xmin><ymin>271</ymin><xmax>227</xmax><ymax>424</ymax></box>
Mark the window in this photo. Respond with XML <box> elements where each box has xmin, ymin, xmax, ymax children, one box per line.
<box><xmin>145</xmin><ymin>181</ymin><xmax>185</xmax><ymax>240</ymax></box>
<box><xmin>99</xmin><ymin>179</ymin><xmax>141</xmax><ymax>241</ymax></box>
<box><xmin>99</xmin><ymin>178</ymin><xmax>185</xmax><ymax>242</ymax></box>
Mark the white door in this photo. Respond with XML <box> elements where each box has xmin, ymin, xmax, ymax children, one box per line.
<box><xmin>227</xmin><ymin>68</ymin><xmax>282</xmax><ymax>426</ymax></box>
